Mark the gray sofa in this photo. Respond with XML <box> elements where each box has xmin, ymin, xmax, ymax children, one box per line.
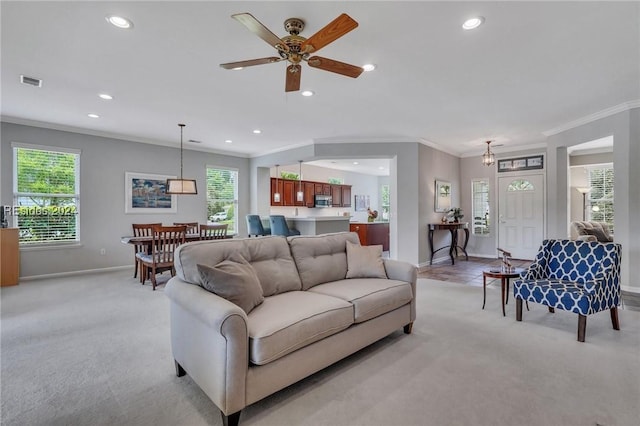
<box><xmin>165</xmin><ymin>232</ymin><xmax>416</xmax><ymax>426</ymax></box>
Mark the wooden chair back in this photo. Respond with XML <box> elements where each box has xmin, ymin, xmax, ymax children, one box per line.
<box><xmin>199</xmin><ymin>223</ymin><xmax>228</xmax><ymax>240</ymax></box>
<box><xmin>131</xmin><ymin>223</ymin><xmax>161</xmax><ymax>280</ymax></box>
<box><xmin>152</xmin><ymin>225</ymin><xmax>187</xmax><ymax>263</ymax></box>
<box><xmin>173</xmin><ymin>222</ymin><xmax>198</xmax><ymax>234</ymax></box>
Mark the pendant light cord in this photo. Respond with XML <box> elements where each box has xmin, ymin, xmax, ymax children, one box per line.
<box><xmin>179</xmin><ymin>123</ymin><xmax>185</xmax><ymax>179</ymax></box>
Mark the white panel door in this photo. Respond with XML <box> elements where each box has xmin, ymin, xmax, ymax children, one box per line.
<box><xmin>498</xmin><ymin>174</ymin><xmax>544</xmax><ymax>260</ymax></box>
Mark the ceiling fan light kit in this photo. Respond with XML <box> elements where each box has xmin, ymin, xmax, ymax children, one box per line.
<box><xmin>221</xmin><ymin>12</ymin><xmax>364</xmax><ymax>92</ymax></box>
<box><xmin>166</xmin><ymin>123</ymin><xmax>198</xmax><ymax>195</ymax></box>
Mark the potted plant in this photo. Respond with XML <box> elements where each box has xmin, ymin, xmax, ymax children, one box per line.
<box><xmin>449</xmin><ymin>207</ymin><xmax>464</xmax><ymax>223</ymax></box>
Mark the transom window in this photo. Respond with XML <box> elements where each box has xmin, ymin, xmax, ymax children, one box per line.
<box><xmin>12</xmin><ymin>144</ymin><xmax>80</xmax><ymax>245</ymax></box>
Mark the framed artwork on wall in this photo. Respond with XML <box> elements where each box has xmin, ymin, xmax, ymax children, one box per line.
<box><xmin>125</xmin><ymin>172</ymin><xmax>177</xmax><ymax>214</ymax></box>
<box><xmin>354</xmin><ymin>195</ymin><xmax>370</xmax><ymax>211</ymax></box>
<box><xmin>435</xmin><ymin>180</ymin><xmax>452</xmax><ymax>212</ymax></box>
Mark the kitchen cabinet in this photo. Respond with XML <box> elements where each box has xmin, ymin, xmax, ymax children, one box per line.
<box><xmin>331</xmin><ymin>185</ymin><xmax>342</xmax><ymax>207</ymax></box>
<box><xmin>304</xmin><ymin>182</ymin><xmax>316</xmax><ymax>208</ymax></box>
<box><xmin>341</xmin><ymin>185</ymin><xmax>352</xmax><ymax>207</ymax></box>
<box><xmin>271</xmin><ymin>178</ymin><xmax>283</xmax><ymax>206</ymax></box>
<box><xmin>350</xmin><ymin>222</ymin><xmax>389</xmax><ymax>251</ymax></box>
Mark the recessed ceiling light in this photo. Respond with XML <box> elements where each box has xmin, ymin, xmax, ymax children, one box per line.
<box><xmin>378</xmin><ymin>166</ymin><xmax>385</xmax><ymax>170</ymax></box>
<box><xmin>301</xmin><ymin>90</ymin><xmax>314</xmax><ymax>97</ymax></box>
<box><xmin>232</xmin><ymin>67</ymin><xmax>243</xmax><ymax>71</ymax></box>
<box><xmin>224</xmin><ymin>139</ymin><xmax>233</xmax><ymax>144</ymax></box>
<box><xmin>362</xmin><ymin>64</ymin><xmax>376</xmax><ymax>72</ymax></box>
<box><xmin>353</xmin><ymin>161</ymin><xmax>359</xmax><ymax>165</ymax></box>
<box><xmin>98</xmin><ymin>93</ymin><xmax>113</xmax><ymax>100</ymax></box>
<box><xmin>106</xmin><ymin>15</ymin><xmax>133</xmax><ymax>29</ymax></box>
<box><xmin>253</xmin><ymin>129</ymin><xmax>261</xmax><ymax>134</ymax></box>
<box><xmin>88</xmin><ymin>113</ymin><xmax>99</xmax><ymax>118</ymax></box>
<box><xmin>462</xmin><ymin>16</ymin><xmax>484</xmax><ymax>30</ymax></box>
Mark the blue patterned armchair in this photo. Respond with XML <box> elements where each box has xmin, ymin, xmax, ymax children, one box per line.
<box><xmin>513</xmin><ymin>239</ymin><xmax>621</xmax><ymax>342</ymax></box>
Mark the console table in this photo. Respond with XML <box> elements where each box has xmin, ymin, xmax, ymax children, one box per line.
<box><xmin>428</xmin><ymin>222</ymin><xmax>469</xmax><ymax>265</ymax></box>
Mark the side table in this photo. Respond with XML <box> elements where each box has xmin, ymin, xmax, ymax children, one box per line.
<box><xmin>482</xmin><ymin>267</ymin><xmax>528</xmax><ymax>316</ymax></box>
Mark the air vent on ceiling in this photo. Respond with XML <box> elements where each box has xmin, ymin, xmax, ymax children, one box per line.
<box><xmin>20</xmin><ymin>75</ymin><xmax>42</xmax><ymax>87</ymax></box>
<box><xmin>188</xmin><ymin>139</ymin><xmax>202</xmax><ymax>144</ymax></box>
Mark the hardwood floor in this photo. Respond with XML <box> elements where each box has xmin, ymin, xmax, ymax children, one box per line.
<box><xmin>418</xmin><ymin>256</ymin><xmax>639</xmax><ymax>311</ymax></box>
<box><xmin>418</xmin><ymin>256</ymin><xmax>531</xmax><ymax>287</ymax></box>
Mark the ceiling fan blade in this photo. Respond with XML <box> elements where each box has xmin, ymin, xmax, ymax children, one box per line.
<box><xmin>232</xmin><ymin>13</ymin><xmax>289</xmax><ymax>52</ymax></box>
<box><xmin>285</xmin><ymin>65</ymin><xmax>301</xmax><ymax>92</ymax></box>
<box><xmin>220</xmin><ymin>57</ymin><xmax>282</xmax><ymax>69</ymax></box>
<box><xmin>307</xmin><ymin>56</ymin><xmax>364</xmax><ymax>78</ymax></box>
<box><xmin>301</xmin><ymin>13</ymin><xmax>358</xmax><ymax>53</ymax></box>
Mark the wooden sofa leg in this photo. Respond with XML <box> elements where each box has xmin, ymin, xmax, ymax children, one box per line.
<box><xmin>610</xmin><ymin>307</ymin><xmax>620</xmax><ymax>330</ymax></box>
<box><xmin>221</xmin><ymin>410</ymin><xmax>241</xmax><ymax>426</ymax></box>
<box><xmin>548</xmin><ymin>307</ymin><xmax>555</xmax><ymax>313</ymax></box>
<box><xmin>403</xmin><ymin>322</ymin><xmax>413</xmax><ymax>334</ymax></box>
<box><xmin>175</xmin><ymin>360</ymin><xmax>186</xmax><ymax>377</ymax></box>
<box><xmin>577</xmin><ymin>314</ymin><xmax>587</xmax><ymax>342</ymax></box>
<box><xmin>516</xmin><ymin>298</ymin><xmax>523</xmax><ymax>321</ymax></box>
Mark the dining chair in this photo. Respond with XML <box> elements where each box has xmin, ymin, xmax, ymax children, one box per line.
<box><xmin>246</xmin><ymin>215</ymin><xmax>271</xmax><ymax>237</ymax></box>
<box><xmin>173</xmin><ymin>222</ymin><xmax>199</xmax><ymax>234</ymax></box>
<box><xmin>269</xmin><ymin>215</ymin><xmax>301</xmax><ymax>236</ymax></box>
<box><xmin>136</xmin><ymin>225</ymin><xmax>186</xmax><ymax>290</ymax></box>
<box><xmin>132</xmin><ymin>223</ymin><xmax>161</xmax><ymax>282</ymax></box>
<box><xmin>199</xmin><ymin>223</ymin><xmax>228</xmax><ymax>240</ymax></box>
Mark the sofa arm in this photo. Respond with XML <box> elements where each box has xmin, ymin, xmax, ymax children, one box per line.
<box><xmin>165</xmin><ymin>278</ymin><xmax>249</xmax><ymax>416</ymax></box>
<box><xmin>383</xmin><ymin>258</ymin><xmax>417</xmax><ymax>285</ymax></box>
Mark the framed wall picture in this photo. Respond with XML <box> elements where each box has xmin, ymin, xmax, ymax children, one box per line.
<box><xmin>125</xmin><ymin>172</ymin><xmax>177</xmax><ymax>214</ymax></box>
<box><xmin>435</xmin><ymin>180</ymin><xmax>452</xmax><ymax>212</ymax></box>
<box><xmin>354</xmin><ymin>194</ymin><xmax>370</xmax><ymax>211</ymax></box>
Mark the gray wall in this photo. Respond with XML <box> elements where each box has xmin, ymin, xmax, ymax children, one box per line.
<box><xmin>1</xmin><ymin>122</ymin><xmax>250</xmax><ymax>278</ymax></box>
<box><xmin>546</xmin><ymin>108</ymin><xmax>639</xmax><ymax>291</ymax></box>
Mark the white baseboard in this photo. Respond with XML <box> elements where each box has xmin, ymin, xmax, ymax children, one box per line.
<box><xmin>621</xmin><ymin>285</ymin><xmax>640</xmax><ymax>294</ymax></box>
<box><xmin>19</xmin><ymin>265</ymin><xmax>131</xmax><ymax>281</ymax></box>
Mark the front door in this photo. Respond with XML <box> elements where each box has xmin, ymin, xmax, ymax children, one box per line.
<box><xmin>498</xmin><ymin>174</ymin><xmax>544</xmax><ymax>260</ymax></box>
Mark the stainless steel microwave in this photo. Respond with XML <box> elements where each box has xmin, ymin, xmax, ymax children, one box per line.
<box><xmin>314</xmin><ymin>195</ymin><xmax>332</xmax><ymax>208</ymax></box>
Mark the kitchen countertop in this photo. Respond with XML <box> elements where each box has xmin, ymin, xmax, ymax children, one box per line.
<box><xmin>350</xmin><ymin>221</ymin><xmax>390</xmax><ymax>225</ymax></box>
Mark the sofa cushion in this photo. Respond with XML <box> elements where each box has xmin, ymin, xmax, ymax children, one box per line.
<box><xmin>345</xmin><ymin>240</ymin><xmax>387</xmax><ymax>279</ymax></box>
<box><xmin>174</xmin><ymin>236</ymin><xmax>301</xmax><ymax>296</ymax></box>
<box><xmin>243</xmin><ymin>236</ymin><xmax>302</xmax><ymax>296</ymax></box>
<box><xmin>288</xmin><ymin>232</ymin><xmax>361</xmax><ymax>290</ymax></box>
<box><xmin>197</xmin><ymin>254</ymin><xmax>264</xmax><ymax>314</ymax></box>
<box><xmin>309</xmin><ymin>278</ymin><xmax>413</xmax><ymax>323</ymax></box>
<box><xmin>247</xmin><ymin>291</ymin><xmax>353</xmax><ymax>365</ymax></box>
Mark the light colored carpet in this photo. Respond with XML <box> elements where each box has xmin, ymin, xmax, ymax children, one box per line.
<box><xmin>1</xmin><ymin>271</ymin><xmax>639</xmax><ymax>426</ymax></box>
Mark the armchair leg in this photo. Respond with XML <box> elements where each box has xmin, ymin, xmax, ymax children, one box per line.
<box><xmin>403</xmin><ymin>322</ymin><xmax>413</xmax><ymax>334</ymax></box>
<box><xmin>577</xmin><ymin>314</ymin><xmax>587</xmax><ymax>342</ymax></box>
<box><xmin>221</xmin><ymin>410</ymin><xmax>241</xmax><ymax>426</ymax></box>
<box><xmin>610</xmin><ymin>307</ymin><xmax>620</xmax><ymax>330</ymax></box>
<box><xmin>516</xmin><ymin>298</ymin><xmax>523</xmax><ymax>321</ymax></box>
<box><xmin>548</xmin><ymin>307</ymin><xmax>555</xmax><ymax>313</ymax></box>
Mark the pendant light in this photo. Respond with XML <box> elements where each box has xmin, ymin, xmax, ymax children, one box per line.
<box><xmin>166</xmin><ymin>124</ymin><xmax>198</xmax><ymax>194</ymax></box>
<box><xmin>273</xmin><ymin>165</ymin><xmax>281</xmax><ymax>202</ymax></box>
<box><xmin>482</xmin><ymin>140</ymin><xmax>495</xmax><ymax>166</ymax></box>
<box><xmin>296</xmin><ymin>160</ymin><xmax>304</xmax><ymax>202</ymax></box>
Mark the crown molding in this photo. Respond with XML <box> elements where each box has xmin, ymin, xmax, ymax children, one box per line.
<box><xmin>542</xmin><ymin>100</ymin><xmax>640</xmax><ymax>137</ymax></box>
<box><xmin>0</xmin><ymin>116</ymin><xmax>250</xmax><ymax>158</ymax></box>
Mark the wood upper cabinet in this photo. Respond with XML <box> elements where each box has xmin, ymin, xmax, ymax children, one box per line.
<box><xmin>341</xmin><ymin>185</ymin><xmax>352</xmax><ymax>207</ymax></box>
<box><xmin>271</xmin><ymin>178</ymin><xmax>283</xmax><ymax>206</ymax></box>
<box><xmin>331</xmin><ymin>185</ymin><xmax>342</xmax><ymax>207</ymax></box>
<box><xmin>304</xmin><ymin>182</ymin><xmax>316</xmax><ymax>208</ymax></box>
<box><xmin>282</xmin><ymin>180</ymin><xmax>296</xmax><ymax>206</ymax></box>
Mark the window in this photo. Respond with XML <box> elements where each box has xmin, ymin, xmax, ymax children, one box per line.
<box><xmin>206</xmin><ymin>167</ymin><xmax>238</xmax><ymax>234</ymax></box>
<box><xmin>588</xmin><ymin>165</ymin><xmax>614</xmax><ymax>230</ymax></box>
<box><xmin>381</xmin><ymin>185</ymin><xmax>390</xmax><ymax>221</ymax></box>
<box><xmin>13</xmin><ymin>144</ymin><xmax>80</xmax><ymax>245</ymax></box>
<box><xmin>472</xmin><ymin>180</ymin><xmax>490</xmax><ymax>235</ymax></box>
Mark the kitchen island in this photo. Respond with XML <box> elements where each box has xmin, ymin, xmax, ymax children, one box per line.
<box><xmin>288</xmin><ymin>216</ymin><xmax>351</xmax><ymax>235</ymax></box>
<box><xmin>349</xmin><ymin>222</ymin><xmax>390</xmax><ymax>251</ymax></box>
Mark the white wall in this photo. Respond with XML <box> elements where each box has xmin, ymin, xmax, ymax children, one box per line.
<box><xmin>1</xmin><ymin>122</ymin><xmax>250</xmax><ymax>278</ymax></box>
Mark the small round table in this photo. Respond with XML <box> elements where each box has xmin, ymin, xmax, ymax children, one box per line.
<box><xmin>482</xmin><ymin>267</ymin><xmax>526</xmax><ymax>316</ymax></box>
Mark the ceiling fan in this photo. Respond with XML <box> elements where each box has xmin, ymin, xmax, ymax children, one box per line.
<box><xmin>220</xmin><ymin>13</ymin><xmax>364</xmax><ymax>92</ymax></box>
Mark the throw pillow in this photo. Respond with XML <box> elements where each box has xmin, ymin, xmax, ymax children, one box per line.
<box><xmin>197</xmin><ymin>254</ymin><xmax>264</xmax><ymax>314</ymax></box>
<box><xmin>585</xmin><ymin>227</ymin><xmax>611</xmax><ymax>242</ymax></box>
<box><xmin>345</xmin><ymin>240</ymin><xmax>387</xmax><ymax>279</ymax></box>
